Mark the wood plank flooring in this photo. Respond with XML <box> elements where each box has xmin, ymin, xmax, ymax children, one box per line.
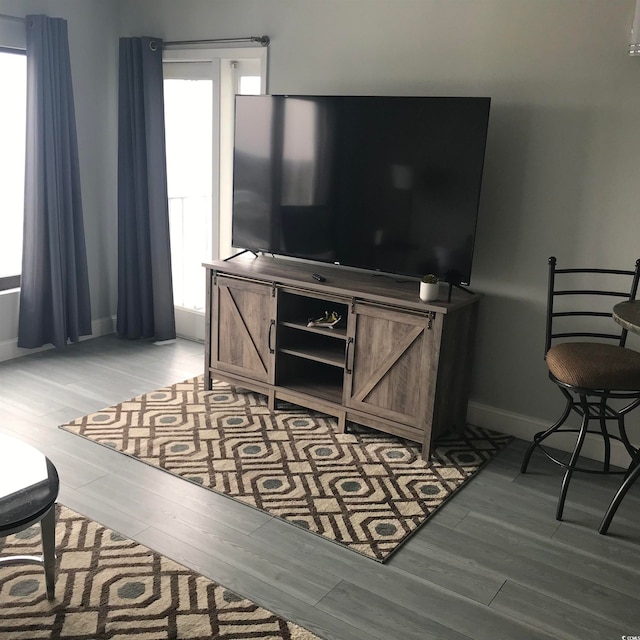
<box><xmin>1</xmin><ymin>334</ymin><xmax>639</xmax><ymax>639</ymax></box>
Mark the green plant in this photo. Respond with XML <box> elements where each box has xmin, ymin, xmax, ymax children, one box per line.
<box><xmin>421</xmin><ymin>274</ymin><xmax>439</xmax><ymax>284</ymax></box>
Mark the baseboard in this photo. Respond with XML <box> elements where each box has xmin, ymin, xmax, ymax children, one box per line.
<box><xmin>0</xmin><ymin>315</ymin><xmax>116</xmax><ymax>363</ymax></box>
<box><xmin>467</xmin><ymin>400</ymin><xmax>632</xmax><ymax>468</ymax></box>
<box><xmin>174</xmin><ymin>307</ymin><xmax>206</xmax><ymax>342</ymax></box>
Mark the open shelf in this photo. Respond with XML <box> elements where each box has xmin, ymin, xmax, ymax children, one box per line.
<box><xmin>276</xmin><ymin>289</ymin><xmax>348</xmax><ymax>375</ymax></box>
<box><xmin>278</xmin><ymin>291</ymin><xmax>348</xmax><ymax>335</ymax></box>
<box><xmin>278</xmin><ymin>326</ymin><xmax>346</xmax><ymax>368</ymax></box>
<box><xmin>279</xmin><ymin>346</ymin><xmax>345</xmax><ymax>368</ymax></box>
<box><xmin>280</xmin><ymin>320</ymin><xmax>347</xmax><ymax>340</ymax></box>
<box><xmin>276</xmin><ymin>352</ymin><xmax>344</xmax><ymax>403</ymax></box>
<box><xmin>281</xmin><ymin>380</ymin><xmax>343</xmax><ymax>405</ymax></box>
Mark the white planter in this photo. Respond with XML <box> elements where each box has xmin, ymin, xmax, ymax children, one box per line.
<box><xmin>419</xmin><ymin>281</ymin><xmax>439</xmax><ymax>302</ymax></box>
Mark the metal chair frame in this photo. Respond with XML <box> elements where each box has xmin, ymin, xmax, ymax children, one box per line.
<box><xmin>521</xmin><ymin>256</ymin><xmax>640</xmax><ymax>522</ymax></box>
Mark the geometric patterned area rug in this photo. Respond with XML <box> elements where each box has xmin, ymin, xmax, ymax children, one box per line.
<box><xmin>0</xmin><ymin>505</ymin><xmax>319</xmax><ymax>639</ymax></box>
<box><xmin>60</xmin><ymin>376</ymin><xmax>511</xmax><ymax>562</ymax></box>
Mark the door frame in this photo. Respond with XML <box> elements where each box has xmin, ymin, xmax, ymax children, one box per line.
<box><xmin>162</xmin><ymin>46</ymin><xmax>268</xmax><ymax>341</ymax></box>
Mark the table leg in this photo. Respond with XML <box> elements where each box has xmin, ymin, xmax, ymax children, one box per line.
<box><xmin>40</xmin><ymin>506</ymin><xmax>56</xmax><ymax>600</ymax></box>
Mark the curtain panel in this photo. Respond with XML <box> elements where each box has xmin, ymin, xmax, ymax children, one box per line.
<box><xmin>18</xmin><ymin>14</ymin><xmax>92</xmax><ymax>349</ymax></box>
<box><xmin>117</xmin><ymin>37</ymin><xmax>175</xmax><ymax>341</ymax></box>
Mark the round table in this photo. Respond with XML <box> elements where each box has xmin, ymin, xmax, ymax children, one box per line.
<box><xmin>612</xmin><ymin>300</ymin><xmax>640</xmax><ymax>335</ymax></box>
<box><xmin>0</xmin><ymin>434</ymin><xmax>59</xmax><ymax>599</ymax></box>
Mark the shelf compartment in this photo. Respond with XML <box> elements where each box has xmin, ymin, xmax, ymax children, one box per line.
<box><xmin>280</xmin><ymin>320</ymin><xmax>347</xmax><ymax>340</ymax></box>
<box><xmin>279</xmin><ymin>346</ymin><xmax>344</xmax><ymax>368</ymax></box>
<box><xmin>281</xmin><ymin>380</ymin><xmax>343</xmax><ymax>405</ymax></box>
<box><xmin>278</xmin><ymin>291</ymin><xmax>348</xmax><ymax>334</ymax></box>
<box><xmin>278</xmin><ymin>327</ymin><xmax>346</xmax><ymax>368</ymax></box>
<box><xmin>276</xmin><ymin>353</ymin><xmax>344</xmax><ymax>403</ymax></box>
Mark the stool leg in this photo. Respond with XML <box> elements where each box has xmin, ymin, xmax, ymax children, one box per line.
<box><xmin>618</xmin><ymin>417</ymin><xmax>640</xmax><ymax>466</ymax></box>
<box><xmin>557</xmin><ymin>396</ymin><xmax>589</xmax><ymax>521</ymax></box>
<box><xmin>40</xmin><ymin>506</ymin><xmax>56</xmax><ymax>600</ymax></box>
<box><xmin>599</xmin><ymin>397</ymin><xmax>611</xmax><ymax>474</ymax></box>
<box><xmin>599</xmin><ymin>462</ymin><xmax>640</xmax><ymax>535</ymax></box>
<box><xmin>521</xmin><ymin>395</ymin><xmax>572</xmax><ymax>473</ymax></box>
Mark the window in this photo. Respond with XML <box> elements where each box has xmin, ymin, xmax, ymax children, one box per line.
<box><xmin>0</xmin><ymin>48</ymin><xmax>26</xmax><ymax>291</ymax></box>
<box><xmin>164</xmin><ymin>69</ymin><xmax>213</xmax><ymax>311</ymax></box>
<box><xmin>238</xmin><ymin>74</ymin><xmax>261</xmax><ymax>95</ymax></box>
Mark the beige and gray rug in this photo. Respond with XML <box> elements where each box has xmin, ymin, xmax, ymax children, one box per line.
<box><xmin>60</xmin><ymin>376</ymin><xmax>511</xmax><ymax>561</ymax></box>
<box><xmin>0</xmin><ymin>505</ymin><xmax>318</xmax><ymax>639</ymax></box>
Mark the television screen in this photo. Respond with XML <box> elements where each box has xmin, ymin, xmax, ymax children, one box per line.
<box><xmin>232</xmin><ymin>95</ymin><xmax>490</xmax><ymax>285</ymax></box>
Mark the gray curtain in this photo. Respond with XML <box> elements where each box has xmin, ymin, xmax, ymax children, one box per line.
<box><xmin>117</xmin><ymin>37</ymin><xmax>175</xmax><ymax>341</ymax></box>
<box><xmin>18</xmin><ymin>14</ymin><xmax>92</xmax><ymax>349</ymax></box>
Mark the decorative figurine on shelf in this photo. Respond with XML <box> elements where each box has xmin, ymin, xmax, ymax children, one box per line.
<box><xmin>419</xmin><ymin>274</ymin><xmax>440</xmax><ymax>302</ymax></box>
<box><xmin>307</xmin><ymin>310</ymin><xmax>342</xmax><ymax>328</ymax></box>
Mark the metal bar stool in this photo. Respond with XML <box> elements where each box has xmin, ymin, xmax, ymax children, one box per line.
<box><xmin>521</xmin><ymin>257</ymin><xmax>640</xmax><ymax>523</ymax></box>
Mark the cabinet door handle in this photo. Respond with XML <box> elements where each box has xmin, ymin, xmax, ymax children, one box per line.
<box><xmin>345</xmin><ymin>337</ymin><xmax>354</xmax><ymax>374</ymax></box>
<box><xmin>268</xmin><ymin>319</ymin><xmax>276</xmax><ymax>354</ymax></box>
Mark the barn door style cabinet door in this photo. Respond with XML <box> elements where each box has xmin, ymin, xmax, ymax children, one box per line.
<box><xmin>204</xmin><ymin>256</ymin><xmax>479</xmax><ymax>460</ymax></box>
<box><xmin>209</xmin><ymin>275</ymin><xmax>276</xmax><ymax>387</ymax></box>
<box><xmin>344</xmin><ymin>303</ymin><xmax>436</xmax><ymax>445</ymax></box>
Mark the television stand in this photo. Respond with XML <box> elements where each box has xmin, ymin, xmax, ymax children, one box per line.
<box><xmin>204</xmin><ymin>254</ymin><xmax>480</xmax><ymax>461</ymax></box>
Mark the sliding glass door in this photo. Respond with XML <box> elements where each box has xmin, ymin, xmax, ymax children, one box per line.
<box><xmin>163</xmin><ymin>48</ymin><xmax>266</xmax><ymax>340</ymax></box>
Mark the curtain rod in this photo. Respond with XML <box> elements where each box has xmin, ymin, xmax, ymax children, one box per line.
<box><xmin>157</xmin><ymin>35</ymin><xmax>270</xmax><ymax>49</ymax></box>
<box><xmin>0</xmin><ymin>12</ymin><xmax>26</xmax><ymax>23</ymax></box>
<box><xmin>0</xmin><ymin>17</ymin><xmax>270</xmax><ymax>48</ymax></box>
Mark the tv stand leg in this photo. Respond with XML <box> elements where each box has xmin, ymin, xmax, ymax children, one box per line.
<box><xmin>447</xmin><ymin>282</ymin><xmax>475</xmax><ymax>302</ymax></box>
<box><xmin>224</xmin><ymin>248</ymin><xmax>258</xmax><ymax>262</ymax></box>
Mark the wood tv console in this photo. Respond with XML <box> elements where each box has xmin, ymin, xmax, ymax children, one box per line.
<box><xmin>204</xmin><ymin>254</ymin><xmax>480</xmax><ymax>461</ymax></box>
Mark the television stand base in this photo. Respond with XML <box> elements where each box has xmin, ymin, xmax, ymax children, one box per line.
<box><xmin>224</xmin><ymin>248</ymin><xmax>258</xmax><ymax>261</ymax></box>
<box><xmin>447</xmin><ymin>282</ymin><xmax>475</xmax><ymax>303</ymax></box>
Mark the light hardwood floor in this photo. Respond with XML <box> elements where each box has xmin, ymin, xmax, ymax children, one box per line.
<box><xmin>1</xmin><ymin>334</ymin><xmax>639</xmax><ymax>640</ymax></box>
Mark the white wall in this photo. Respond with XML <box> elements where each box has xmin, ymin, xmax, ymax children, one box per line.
<box><xmin>0</xmin><ymin>0</ymin><xmax>119</xmax><ymax>357</ymax></box>
<box><xmin>117</xmin><ymin>0</ymin><xmax>640</xmax><ymax>462</ymax></box>
<box><xmin>2</xmin><ymin>0</ymin><xmax>639</xmax><ymax>460</ymax></box>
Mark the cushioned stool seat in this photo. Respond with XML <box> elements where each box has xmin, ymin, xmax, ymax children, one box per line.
<box><xmin>546</xmin><ymin>342</ymin><xmax>640</xmax><ymax>391</ymax></box>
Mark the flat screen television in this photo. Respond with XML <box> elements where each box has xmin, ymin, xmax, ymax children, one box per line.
<box><xmin>231</xmin><ymin>94</ymin><xmax>491</xmax><ymax>285</ymax></box>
